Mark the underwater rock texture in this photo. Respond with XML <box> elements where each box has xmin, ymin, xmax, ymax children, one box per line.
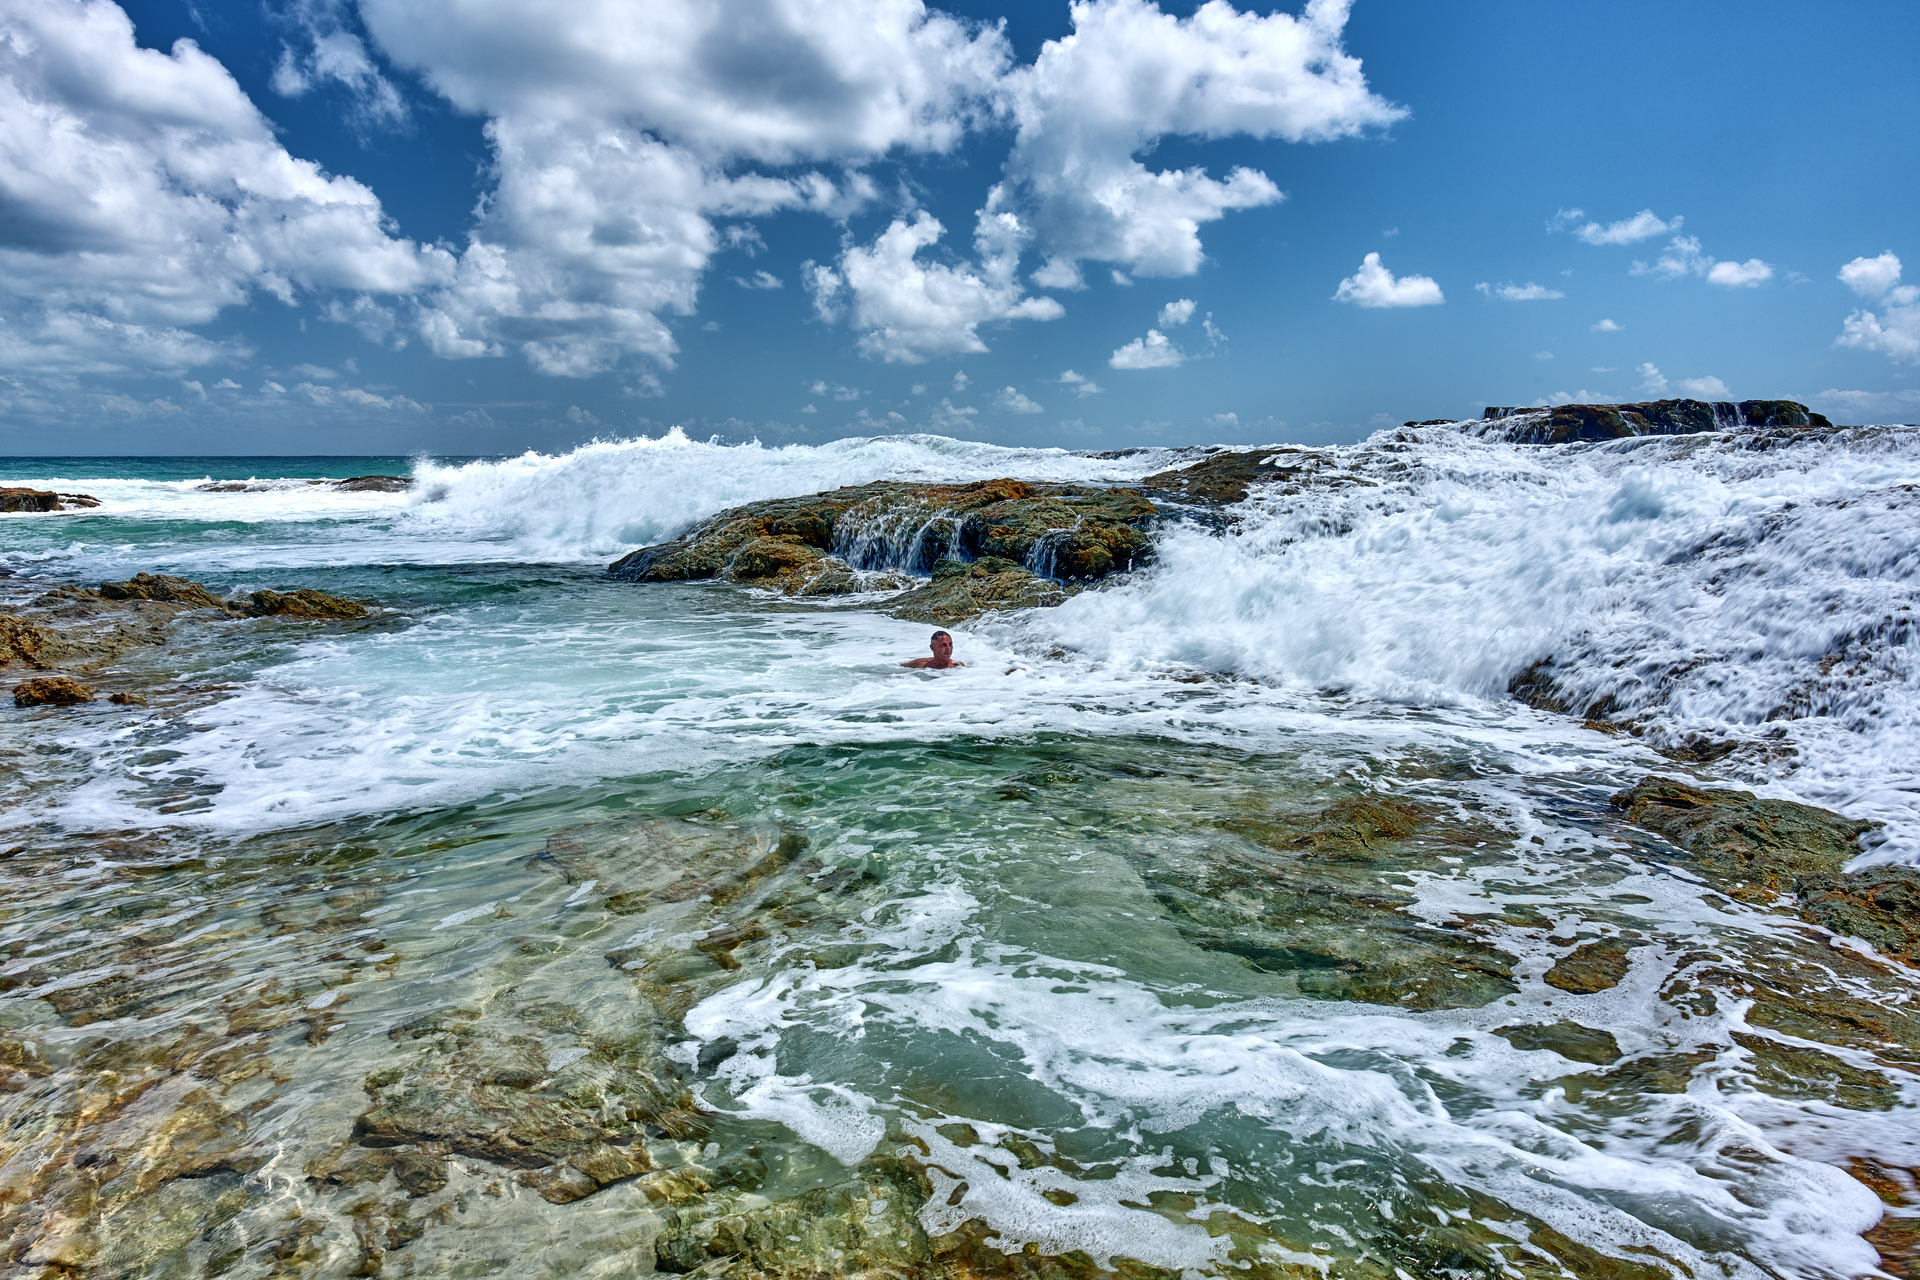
<box><xmin>1609</xmin><ymin>776</ymin><xmax>1875</xmax><ymax>897</ymax></box>
<box><xmin>1478</xmin><ymin>398</ymin><xmax>1831</xmax><ymax>444</ymax></box>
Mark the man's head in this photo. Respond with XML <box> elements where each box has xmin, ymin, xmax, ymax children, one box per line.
<box><xmin>930</xmin><ymin>631</ymin><xmax>953</xmax><ymax>661</ymax></box>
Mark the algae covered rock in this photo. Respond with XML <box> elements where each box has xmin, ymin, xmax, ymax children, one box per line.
<box><xmin>609</xmin><ymin>476</ymin><xmax>1156</xmax><ymax>609</ymax></box>
<box><xmin>12</xmin><ymin>675</ymin><xmax>96</xmax><ymax>706</ymax></box>
<box><xmin>244</xmin><ymin>587</ymin><xmax>368</xmax><ymax>619</ymax></box>
<box><xmin>886</xmin><ymin>556</ymin><xmax>1067</xmax><ymax>626</ymax></box>
<box><xmin>97</xmin><ymin>572</ymin><xmax>228</xmax><ymax>609</ymax></box>
<box><xmin>1795</xmin><ymin>868</ymin><xmax>1920</xmax><ymax>964</ymax></box>
<box><xmin>1609</xmin><ymin>776</ymin><xmax>1875</xmax><ymax>896</ymax></box>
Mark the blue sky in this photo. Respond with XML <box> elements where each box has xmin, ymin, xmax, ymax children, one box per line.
<box><xmin>3</xmin><ymin>0</ymin><xmax>1917</xmax><ymax>455</ymax></box>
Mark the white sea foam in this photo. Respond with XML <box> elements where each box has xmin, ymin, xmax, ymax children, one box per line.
<box><xmin>1006</xmin><ymin>423</ymin><xmax>1920</xmax><ymax>859</ymax></box>
<box><xmin>398</xmin><ymin>429</ymin><xmax>1185</xmax><ymax>561</ymax></box>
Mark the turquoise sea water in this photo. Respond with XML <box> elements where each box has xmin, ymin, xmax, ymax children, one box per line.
<box><xmin>2</xmin><ymin>430</ymin><xmax>1917</xmax><ymax>1278</ymax></box>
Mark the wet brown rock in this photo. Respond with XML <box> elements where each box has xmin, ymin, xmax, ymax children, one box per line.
<box><xmin>0</xmin><ymin>486</ymin><xmax>98</xmax><ymax>512</ymax></box>
<box><xmin>0</xmin><ymin>613</ymin><xmax>59</xmax><ymax>668</ymax></box>
<box><xmin>1609</xmin><ymin>776</ymin><xmax>1876</xmax><ymax>897</ymax></box>
<box><xmin>887</xmin><ymin>556</ymin><xmax>1068</xmax><ymax>626</ymax></box>
<box><xmin>245</xmin><ymin>587</ymin><xmax>368</xmax><ymax>619</ymax></box>
<box><xmin>1543</xmin><ymin>938</ymin><xmax>1637</xmax><ymax>993</ymax></box>
<box><xmin>97</xmin><ymin>572</ymin><xmax>228</xmax><ymax>609</ymax></box>
<box><xmin>108</xmin><ymin>691</ymin><xmax>147</xmax><ymax>706</ymax></box>
<box><xmin>13</xmin><ymin>675</ymin><xmax>96</xmax><ymax>706</ymax></box>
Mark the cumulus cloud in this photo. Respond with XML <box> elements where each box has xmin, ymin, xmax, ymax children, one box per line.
<box><xmin>0</xmin><ymin>0</ymin><xmax>438</xmax><ymax>373</ymax></box>
<box><xmin>1840</xmin><ymin>252</ymin><xmax>1903</xmax><ymax>298</ymax></box>
<box><xmin>1706</xmin><ymin>258</ymin><xmax>1773</xmax><ymax>288</ymax></box>
<box><xmin>1158</xmin><ymin>298</ymin><xmax>1197</xmax><ymax>327</ymax></box>
<box><xmin>1058</xmin><ymin>369</ymin><xmax>1103</xmax><ymax>397</ymax></box>
<box><xmin>805</xmin><ymin>210</ymin><xmax>1063</xmax><ymax>362</ymax></box>
<box><xmin>1332</xmin><ymin>253</ymin><xmax>1442</xmax><ymax>308</ymax></box>
<box><xmin>1109</xmin><ymin>328</ymin><xmax>1184</xmax><ymax>369</ymax></box>
<box><xmin>1834</xmin><ymin>252</ymin><xmax>1920</xmax><ymax>365</ymax></box>
<box><xmin>1552</xmin><ymin>208</ymin><xmax>1678</xmax><ymax>246</ymax></box>
<box><xmin>735</xmin><ymin>270</ymin><xmax>784</xmax><ymax>290</ymax></box>
<box><xmin>992</xmin><ymin>386</ymin><xmax>1043</xmax><ymax>413</ymax></box>
<box><xmin>988</xmin><ymin>0</ymin><xmax>1402</xmax><ymax>278</ymax></box>
<box><xmin>1637</xmin><ymin>363</ymin><xmax>1668</xmax><ymax>395</ymax></box>
<box><xmin>1678</xmin><ymin>374</ymin><xmax>1729</xmax><ymax>397</ymax></box>
<box><xmin>1475</xmin><ymin>281</ymin><xmax>1563</xmax><ymax>301</ymax></box>
<box><xmin>1591</xmin><ymin>318</ymin><xmax>1623</xmax><ymax>332</ymax></box>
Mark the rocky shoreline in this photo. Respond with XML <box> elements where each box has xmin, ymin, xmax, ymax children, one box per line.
<box><xmin>1</xmin><ymin>572</ymin><xmax>371</xmax><ymax>706</ymax></box>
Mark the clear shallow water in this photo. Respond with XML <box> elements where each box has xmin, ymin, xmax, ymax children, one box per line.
<box><xmin>2</xmin><ymin>428</ymin><xmax>1918</xmax><ymax>1279</ymax></box>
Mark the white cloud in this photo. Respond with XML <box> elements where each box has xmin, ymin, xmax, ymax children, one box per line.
<box><xmin>1637</xmin><ymin>362</ymin><xmax>1668</xmax><ymax>395</ymax></box>
<box><xmin>990</xmin><ymin>0</ymin><xmax>1402</xmax><ymax>278</ymax></box>
<box><xmin>1706</xmin><ymin>258</ymin><xmax>1773</xmax><ymax>288</ymax></box>
<box><xmin>952</xmin><ymin>371</ymin><xmax>969</xmax><ymax>391</ymax></box>
<box><xmin>1840</xmin><ymin>252</ymin><xmax>1903</xmax><ymax>298</ymax></box>
<box><xmin>1109</xmin><ymin>328</ymin><xmax>1184</xmax><ymax>369</ymax></box>
<box><xmin>1678</xmin><ymin>375</ymin><xmax>1729</xmax><ymax>397</ymax></box>
<box><xmin>271</xmin><ymin>0</ymin><xmax>410</xmax><ymax>132</ymax></box>
<box><xmin>1332</xmin><ymin>253</ymin><xmax>1442</xmax><ymax>308</ymax></box>
<box><xmin>0</xmin><ymin>0</ymin><xmax>438</xmax><ymax>373</ymax></box>
<box><xmin>992</xmin><ymin>386</ymin><xmax>1043</xmax><ymax>414</ymax></box>
<box><xmin>735</xmin><ymin>270</ymin><xmax>783</xmax><ymax>290</ymax></box>
<box><xmin>1591</xmin><ymin>318</ymin><xmax>1624</xmax><ymax>332</ymax></box>
<box><xmin>926</xmin><ymin>397</ymin><xmax>978</xmax><ymax>431</ymax></box>
<box><xmin>1058</xmin><ymin>369</ymin><xmax>1103</xmax><ymax>397</ymax></box>
<box><xmin>1630</xmin><ymin>236</ymin><xmax>1771</xmax><ymax>289</ymax></box>
<box><xmin>808</xmin><ymin>379</ymin><xmax>861</xmax><ymax>401</ymax></box>
<box><xmin>1591</xmin><ymin>366</ymin><xmax>1616</xmax><ymax>372</ymax></box>
<box><xmin>1554</xmin><ymin>208</ymin><xmax>1679</xmax><ymax>246</ymax></box>
<box><xmin>1158</xmin><ymin>298</ymin><xmax>1197</xmax><ymax>327</ymax></box>
<box><xmin>1632</xmin><ymin>235</ymin><xmax>1710</xmax><ymax>280</ymax></box>
<box><xmin>1475</xmin><ymin>281</ymin><xmax>1563</xmax><ymax>301</ymax></box>
<box><xmin>807</xmin><ymin>210</ymin><xmax>1063</xmax><ymax>363</ymax></box>
<box><xmin>1813</xmin><ymin>387</ymin><xmax>1920</xmax><ymax>419</ymax></box>
<box><xmin>1833</xmin><ymin>252</ymin><xmax>1920</xmax><ymax>366</ymax></box>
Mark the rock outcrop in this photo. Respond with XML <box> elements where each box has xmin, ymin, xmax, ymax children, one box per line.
<box><xmin>610</xmin><ymin>477</ymin><xmax>1156</xmax><ymax>623</ymax></box>
<box><xmin>1477</xmin><ymin>398</ymin><xmax>1831</xmax><ymax>444</ymax></box>
<box><xmin>245</xmin><ymin>588</ymin><xmax>368</xmax><ymax>619</ymax></box>
<box><xmin>12</xmin><ymin>676</ymin><xmax>96</xmax><ymax>706</ymax></box>
<box><xmin>0</xmin><ymin>486</ymin><xmax>99</xmax><ymax>512</ymax></box>
<box><xmin>195</xmin><ymin>475</ymin><xmax>413</xmax><ymax>493</ymax></box>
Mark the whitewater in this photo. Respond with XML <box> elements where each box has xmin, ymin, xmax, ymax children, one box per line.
<box><xmin>1</xmin><ymin>420</ymin><xmax>1917</xmax><ymax>1280</ymax></box>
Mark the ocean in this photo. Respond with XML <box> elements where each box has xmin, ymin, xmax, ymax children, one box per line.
<box><xmin>2</xmin><ymin>424</ymin><xmax>1917</xmax><ymax>1278</ymax></box>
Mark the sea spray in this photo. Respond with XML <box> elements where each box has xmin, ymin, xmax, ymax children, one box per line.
<box><xmin>1006</xmin><ymin>422</ymin><xmax>1920</xmax><ymax>858</ymax></box>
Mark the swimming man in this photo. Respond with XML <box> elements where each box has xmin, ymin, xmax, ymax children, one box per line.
<box><xmin>901</xmin><ymin>630</ymin><xmax>965</xmax><ymax>669</ymax></box>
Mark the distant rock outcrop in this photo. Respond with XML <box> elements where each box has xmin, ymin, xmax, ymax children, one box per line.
<box><xmin>1475</xmin><ymin>398</ymin><xmax>1830</xmax><ymax>444</ymax></box>
<box><xmin>13</xmin><ymin>676</ymin><xmax>96</xmax><ymax>707</ymax></box>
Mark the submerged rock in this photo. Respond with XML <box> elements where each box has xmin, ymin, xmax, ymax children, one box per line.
<box><xmin>1477</xmin><ymin>398</ymin><xmax>1831</xmax><ymax>444</ymax></box>
<box><xmin>334</xmin><ymin>474</ymin><xmax>413</xmax><ymax>492</ymax></box>
<box><xmin>1795</xmin><ymin>869</ymin><xmax>1920</xmax><ymax>965</ymax></box>
<box><xmin>12</xmin><ymin>675</ymin><xmax>96</xmax><ymax>706</ymax></box>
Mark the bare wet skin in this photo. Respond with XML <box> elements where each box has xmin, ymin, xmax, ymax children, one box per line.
<box><xmin>4</xmin><ymin>732</ymin><xmax>1917</xmax><ymax>1279</ymax></box>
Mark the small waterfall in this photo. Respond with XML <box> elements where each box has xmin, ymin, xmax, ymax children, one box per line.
<box><xmin>830</xmin><ymin>504</ymin><xmax>964</xmax><ymax>572</ymax></box>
